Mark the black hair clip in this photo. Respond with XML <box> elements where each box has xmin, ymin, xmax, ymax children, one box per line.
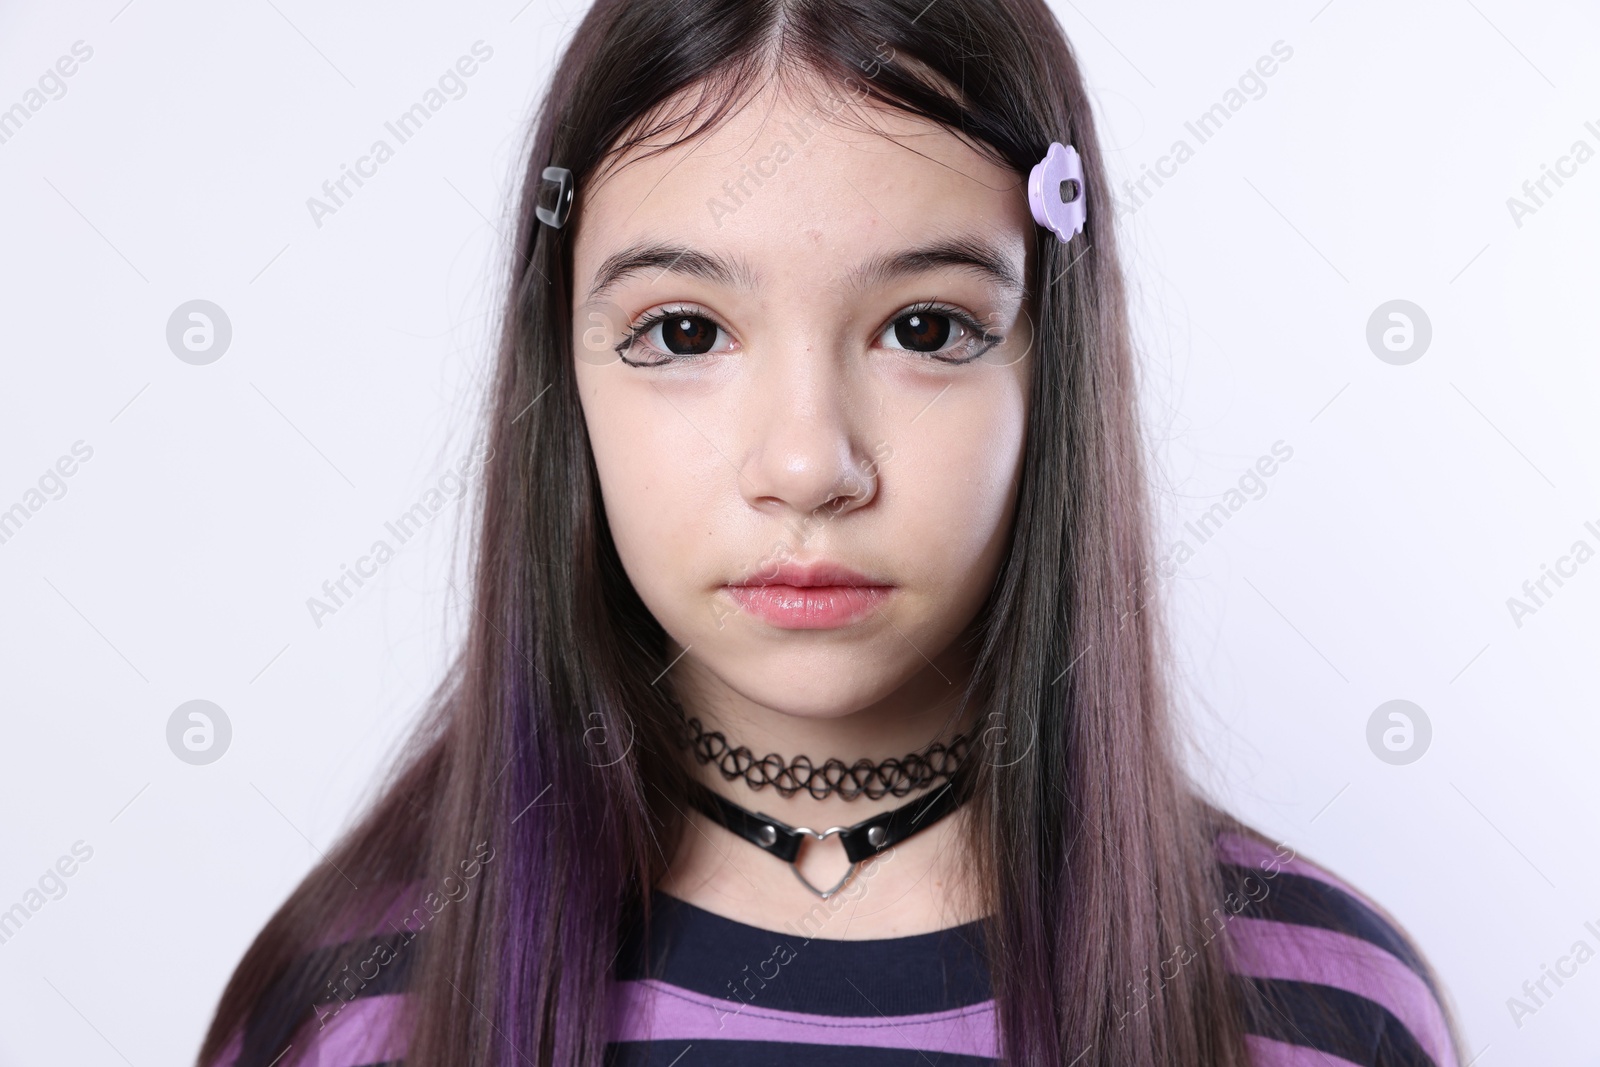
<box><xmin>536</xmin><ymin>165</ymin><xmax>574</xmax><ymax>229</ymax></box>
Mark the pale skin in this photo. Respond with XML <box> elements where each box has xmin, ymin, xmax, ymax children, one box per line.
<box><xmin>570</xmin><ymin>74</ymin><xmax>1037</xmax><ymax>939</ymax></box>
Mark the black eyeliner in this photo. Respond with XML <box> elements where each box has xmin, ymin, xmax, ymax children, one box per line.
<box><xmin>611</xmin><ymin>302</ymin><xmax>1003</xmax><ymax>367</ymax></box>
<box><xmin>612</xmin><ymin>304</ymin><xmax>722</xmax><ymax>366</ymax></box>
<box><xmin>897</xmin><ymin>300</ymin><xmax>1005</xmax><ymax>364</ymax></box>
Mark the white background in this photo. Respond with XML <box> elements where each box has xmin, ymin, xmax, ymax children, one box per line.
<box><xmin>1</xmin><ymin>1</ymin><xmax>1596</xmax><ymax>1063</ymax></box>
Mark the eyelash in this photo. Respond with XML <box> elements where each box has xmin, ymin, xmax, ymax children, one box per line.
<box><xmin>613</xmin><ymin>304</ymin><xmax>720</xmax><ymax>367</ymax></box>
<box><xmin>612</xmin><ymin>301</ymin><xmax>1002</xmax><ymax>367</ymax></box>
<box><xmin>887</xmin><ymin>301</ymin><xmax>1002</xmax><ymax>365</ymax></box>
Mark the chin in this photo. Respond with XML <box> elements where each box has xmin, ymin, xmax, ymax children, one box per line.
<box><xmin>695</xmin><ymin>648</ymin><xmax>920</xmax><ymax>719</ymax></box>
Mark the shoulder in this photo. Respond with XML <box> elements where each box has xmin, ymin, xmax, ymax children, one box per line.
<box><xmin>203</xmin><ymin>882</ymin><xmax>430</xmax><ymax>1067</ymax></box>
<box><xmin>1211</xmin><ymin>829</ymin><xmax>1460</xmax><ymax>1067</ymax></box>
<box><xmin>206</xmin><ymin>989</ymin><xmax>412</xmax><ymax>1067</ymax></box>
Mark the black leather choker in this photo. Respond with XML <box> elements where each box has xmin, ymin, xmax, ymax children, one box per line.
<box><xmin>685</xmin><ymin>769</ymin><xmax>971</xmax><ymax>899</ymax></box>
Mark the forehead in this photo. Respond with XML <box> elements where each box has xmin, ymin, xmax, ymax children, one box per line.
<box><xmin>569</xmin><ymin>78</ymin><xmax>1034</xmax><ymax>294</ymax></box>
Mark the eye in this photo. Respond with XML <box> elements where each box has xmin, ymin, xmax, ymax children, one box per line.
<box><xmin>894</xmin><ymin>311</ymin><xmax>948</xmax><ymax>350</ymax></box>
<box><xmin>877</xmin><ymin>302</ymin><xmax>1002</xmax><ymax>364</ymax></box>
<box><xmin>615</xmin><ymin>305</ymin><xmax>734</xmax><ymax>366</ymax></box>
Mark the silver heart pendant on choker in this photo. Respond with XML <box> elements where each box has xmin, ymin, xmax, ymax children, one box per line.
<box><xmin>685</xmin><ymin>766</ymin><xmax>972</xmax><ymax>899</ymax></box>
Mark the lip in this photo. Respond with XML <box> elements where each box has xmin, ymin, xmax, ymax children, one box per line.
<box><xmin>724</xmin><ymin>562</ymin><xmax>894</xmax><ymax>629</ymax></box>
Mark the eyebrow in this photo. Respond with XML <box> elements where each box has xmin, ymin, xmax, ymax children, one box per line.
<box><xmin>585</xmin><ymin>245</ymin><xmax>757</xmax><ymax>305</ymax></box>
<box><xmin>848</xmin><ymin>238</ymin><xmax>1027</xmax><ymax>298</ymax></box>
<box><xmin>582</xmin><ymin>236</ymin><xmax>1026</xmax><ymax>304</ymax></box>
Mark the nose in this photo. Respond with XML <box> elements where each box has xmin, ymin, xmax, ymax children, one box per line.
<box><xmin>737</xmin><ymin>349</ymin><xmax>878</xmax><ymax>522</ymax></box>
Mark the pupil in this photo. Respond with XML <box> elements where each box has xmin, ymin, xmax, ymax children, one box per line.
<box><xmin>663</xmin><ymin>316</ymin><xmax>716</xmax><ymax>355</ymax></box>
<box><xmin>895</xmin><ymin>312</ymin><xmax>950</xmax><ymax>352</ymax></box>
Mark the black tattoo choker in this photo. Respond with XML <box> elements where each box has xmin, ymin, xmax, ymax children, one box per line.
<box><xmin>673</xmin><ymin>713</ymin><xmax>972</xmax><ymax>801</ymax></box>
<box><xmin>685</xmin><ymin>769</ymin><xmax>971</xmax><ymax>899</ymax></box>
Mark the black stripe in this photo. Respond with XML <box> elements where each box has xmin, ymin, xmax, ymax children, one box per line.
<box><xmin>1216</xmin><ymin>863</ymin><xmax>1438</xmax><ymax>996</ymax></box>
<box><xmin>613</xmin><ymin>891</ymin><xmax>992</xmax><ymax>1016</ymax></box>
<box><xmin>305</xmin><ymin>931</ymin><xmax>421</xmax><ymax>1004</ymax></box>
<box><xmin>605</xmin><ymin>1041</ymin><xmax>998</xmax><ymax>1066</ymax></box>
<box><xmin>1237</xmin><ymin>976</ymin><xmax>1438</xmax><ymax>1067</ymax></box>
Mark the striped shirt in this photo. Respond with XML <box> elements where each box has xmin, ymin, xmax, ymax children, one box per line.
<box><xmin>209</xmin><ymin>832</ymin><xmax>1457</xmax><ymax>1067</ymax></box>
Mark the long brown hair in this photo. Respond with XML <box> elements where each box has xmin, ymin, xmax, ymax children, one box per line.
<box><xmin>197</xmin><ymin>1</ymin><xmax>1456</xmax><ymax>1064</ymax></box>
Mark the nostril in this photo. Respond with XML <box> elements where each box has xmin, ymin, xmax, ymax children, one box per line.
<box><xmin>821</xmin><ymin>473</ymin><xmax>876</xmax><ymax>514</ymax></box>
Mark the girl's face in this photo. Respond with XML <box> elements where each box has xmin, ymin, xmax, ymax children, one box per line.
<box><xmin>570</xmin><ymin>77</ymin><xmax>1035</xmax><ymax>722</ymax></box>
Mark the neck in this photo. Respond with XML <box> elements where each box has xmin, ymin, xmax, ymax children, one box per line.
<box><xmin>665</xmin><ymin>639</ymin><xmax>981</xmax><ymax>825</ymax></box>
<box><xmin>656</xmin><ymin>638</ymin><xmax>990</xmax><ymax>936</ymax></box>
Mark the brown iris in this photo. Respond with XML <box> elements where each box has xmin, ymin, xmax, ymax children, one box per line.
<box><xmin>893</xmin><ymin>311</ymin><xmax>952</xmax><ymax>353</ymax></box>
<box><xmin>661</xmin><ymin>315</ymin><xmax>718</xmax><ymax>355</ymax></box>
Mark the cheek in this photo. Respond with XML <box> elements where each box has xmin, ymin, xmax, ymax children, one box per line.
<box><xmin>577</xmin><ymin>372</ymin><xmax>720</xmax><ymax>599</ymax></box>
<box><xmin>893</xmin><ymin>383</ymin><xmax>1027</xmax><ymax>578</ymax></box>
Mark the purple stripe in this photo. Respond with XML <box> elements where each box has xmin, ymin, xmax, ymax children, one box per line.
<box><xmin>609</xmin><ymin>978</ymin><xmax>998</xmax><ymax>1058</ymax></box>
<box><xmin>1227</xmin><ymin>917</ymin><xmax>1456</xmax><ymax>1067</ymax></box>
<box><xmin>1245</xmin><ymin>1034</ymin><xmax>1368</xmax><ymax>1067</ymax></box>
<box><xmin>1214</xmin><ymin>833</ymin><xmax>1370</xmax><ymax>904</ymax></box>
<box><xmin>300</xmin><ymin>993</ymin><xmax>410</xmax><ymax>1066</ymax></box>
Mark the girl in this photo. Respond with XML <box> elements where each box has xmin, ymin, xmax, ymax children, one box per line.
<box><xmin>199</xmin><ymin>1</ymin><xmax>1464</xmax><ymax>1064</ymax></box>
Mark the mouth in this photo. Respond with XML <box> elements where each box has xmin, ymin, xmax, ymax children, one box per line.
<box><xmin>723</xmin><ymin>562</ymin><xmax>895</xmax><ymax>630</ymax></box>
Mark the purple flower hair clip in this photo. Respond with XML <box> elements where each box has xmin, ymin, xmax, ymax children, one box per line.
<box><xmin>1028</xmin><ymin>141</ymin><xmax>1087</xmax><ymax>243</ymax></box>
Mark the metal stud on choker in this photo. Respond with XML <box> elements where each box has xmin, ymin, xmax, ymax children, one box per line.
<box><xmin>684</xmin><ymin>768</ymin><xmax>970</xmax><ymax>900</ymax></box>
